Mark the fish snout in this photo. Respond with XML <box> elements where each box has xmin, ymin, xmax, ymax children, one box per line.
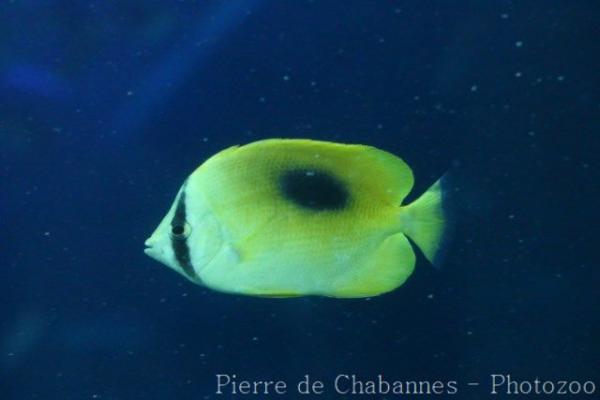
<box><xmin>144</xmin><ymin>237</ymin><xmax>161</xmax><ymax>259</ymax></box>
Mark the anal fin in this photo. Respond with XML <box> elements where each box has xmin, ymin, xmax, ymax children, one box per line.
<box><xmin>330</xmin><ymin>232</ymin><xmax>416</xmax><ymax>298</ymax></box>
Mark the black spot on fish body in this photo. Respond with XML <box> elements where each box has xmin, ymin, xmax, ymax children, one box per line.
<box><xmin>279</xmin><ymin>168</ymin><xmax>349</xmax><ymax>211</ymax></box>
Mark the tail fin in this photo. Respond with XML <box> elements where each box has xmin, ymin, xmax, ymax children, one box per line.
<box><xmin>400</xmin><ymin>175</ymin><xmax>452</xmax><ymax>268</ymax></box>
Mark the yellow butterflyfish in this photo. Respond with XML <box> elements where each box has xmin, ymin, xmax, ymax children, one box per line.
<box><xmin>144</xmin><ymin>139</ymin><xmax>450</xmax><ymax>298</ymax></box>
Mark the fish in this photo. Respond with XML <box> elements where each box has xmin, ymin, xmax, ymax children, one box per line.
<box><xmin>144</xmin><ymin>139</ymin><xmax>450</xmax><ymax>298</ymax></box>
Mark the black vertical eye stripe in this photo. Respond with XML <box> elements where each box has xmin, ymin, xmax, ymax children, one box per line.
<box><xmin>171</xmin><ymin>186</ymin><xmax>195</xmax><ymax>279</ymax></box>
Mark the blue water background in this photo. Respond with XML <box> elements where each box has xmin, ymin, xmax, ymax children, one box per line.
<box><xmin>1</xmin><ymin>1</ymin><xmax>598</xmax><ymax>399</ymax></box>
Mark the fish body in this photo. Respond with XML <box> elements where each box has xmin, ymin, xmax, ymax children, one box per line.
<box><xmin>144</xmin><ymin>139</ymin><xmax>449</xmax><ymax>298</ymax></box>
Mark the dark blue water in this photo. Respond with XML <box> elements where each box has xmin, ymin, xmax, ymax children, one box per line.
<box><xmin>1</xmin><ymin>2</ymin><xmax>598</xmax><ymax>399</ymax></box>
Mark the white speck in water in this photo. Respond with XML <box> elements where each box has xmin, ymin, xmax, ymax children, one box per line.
<box><xmin>515</xmin><ymin>71</ymin><xmax>522</xmax><ymax>78</ymax></box>
<box><xmin>126</xmin><ymin>90</ymin><xmax>134</xmax><ymax>96</ymax></box>
<box><xmin>427</xmin><ymin>294</ymin><xmax>435</xmax><ymax>299</ymax></box>
<box><xmin>515</xmin><ymin>41</ymin><xmax>523</xmax><ymax>48</ymax></box>
<box><xmin>258</xmin><ymin>96</ymin><xmax>266</xmax><ymax>103</ymax></box>
<box><xmin>43</xmin><ymin>231</ymin><xmax>51</xmax><ymax>237</ymax></box>
<box><xmin>282</xmin><ymin>74</ymin><xmax>290</xmax><ymax>81</ymax></box>
<box><xmin>500</xmin><ymin>13</ymin><xmax>509</xmax><ymax>19</ymax></box>
<box><xmin>305</xmin><ymin>170</ymin><xmax>315</xmax><ymax>176</ymax></box>
<box><xmin>470</xmin><ymin>85</ymin><xmax>478</xmax><ymax>92</ymax></box>
<box><xmin>557</xmin><ymin>75</ymin><xmax>565</xmax><ymax>82</ymax></box>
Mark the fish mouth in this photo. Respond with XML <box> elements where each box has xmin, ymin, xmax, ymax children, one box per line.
<box><xmin>144</xmin><ymin>238</ymin><xmax>157</xmax><ymax>257</ymax></box>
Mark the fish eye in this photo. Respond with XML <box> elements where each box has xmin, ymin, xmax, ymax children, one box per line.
<box><xmin>170</xmin><ymin>222</ymin><xmax>191</xmax><ymax>239</ymax></box>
